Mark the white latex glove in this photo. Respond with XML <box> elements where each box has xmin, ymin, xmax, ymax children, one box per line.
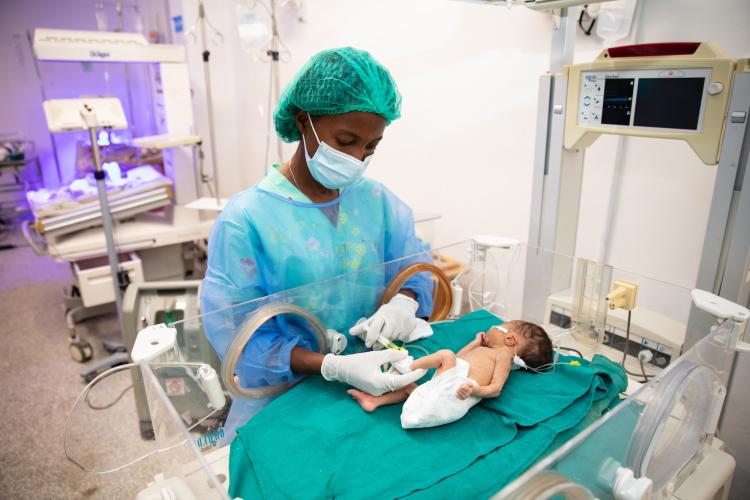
<box><xmin>320</xmin><ymin>350</ymin><xmax>426</xmax><ymax>396</ymax></box>
<box><xmin>349</xmin><ymin>293</ymin><xmax>419</xmax><ymax>348</ymax></box>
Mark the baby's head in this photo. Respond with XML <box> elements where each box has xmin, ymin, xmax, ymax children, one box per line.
<box><xmin>486</xmin><ymin>320</ymin><xmax>553</xmax><ymax>369</ymax></box>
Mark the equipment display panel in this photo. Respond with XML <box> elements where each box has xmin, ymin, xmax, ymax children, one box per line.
<box><xmin>564</xmin><ymin>43</ymin><xmax>735</xmax><ymax>164</ymax></box>
<box><xmin>577</xmin><ymin>68</ymin><xmax>712</xmax><ymax>133</ymax></box>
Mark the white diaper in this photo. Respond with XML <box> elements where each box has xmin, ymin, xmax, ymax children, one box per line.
<box><xmin>400</xmin><ymin>358</ymin><xmax>481</xmax><ymax>429</ymax></box>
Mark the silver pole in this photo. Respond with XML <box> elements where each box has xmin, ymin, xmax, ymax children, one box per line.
<box><xmin>88</xmin><ymin>127</ymin><xmax>125</xmax><ymax>330</ymax></box>
<box><xmin>198</xmin><ymin>0</ymin><xmax>221</xmax><ymax>206</ymax></box>
<box><xmin>271</xmin><ymin>0</ymin><xmax>283</xmax><ymax>163</ymax></box>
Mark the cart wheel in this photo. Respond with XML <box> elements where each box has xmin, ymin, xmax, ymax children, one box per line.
<box><xmin>69</xmin><ymin>339</ymin><xmax>93</xmax><ymax>363</ymax></box>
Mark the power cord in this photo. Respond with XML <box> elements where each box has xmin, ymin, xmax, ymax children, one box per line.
<box><xmin>86</xmin><ymin>384</ymin><xmax>133</xmax><ymax>410</ymax></box>
<box><xmin>557</xmin><ymin>346</ymin><xmax>584</xmax><ymax>358</ymax></box>
<box><xmin>620</xmin><ymin>310</ymin><xmax>631</xmax><ymax>366</ymax></box>
<box><xmin>620</xmin><ymin>310</ymin><xmax>653</xmax><ymax>383</ymax></box>
<box><xmin>638</xmin><ymin>358</ymin><xmax>651</xmax><ymax>382</ymax></box>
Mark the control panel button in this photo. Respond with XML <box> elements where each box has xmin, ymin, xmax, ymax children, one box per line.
<box><xmin>731</xmin><ymin>111</ymin><xmax>747</xmax><ymax>123</ymax></box>
<box><xmin>708</xmin><ymin>82</ymin><xmax>724</xmax><ymax>95</ymax></box>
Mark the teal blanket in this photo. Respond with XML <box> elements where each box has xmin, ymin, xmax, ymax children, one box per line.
<box><xmin>229</xmin><ymin>310</ymin><xmax>627</xmax><ymax>499</ymax></box>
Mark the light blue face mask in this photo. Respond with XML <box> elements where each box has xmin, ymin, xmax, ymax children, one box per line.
<box><xmin>302</xmin><ymin>113</ymin><xmax>372</xmax><ymax>189</ymax></box>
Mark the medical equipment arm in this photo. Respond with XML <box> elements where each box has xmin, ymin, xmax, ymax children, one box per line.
<box><xmin>472</xmin><ymin>356</ymin><xmax>511</xmax><ymax>399</ymax></box>
<box><xmin>320</xmin><ymin>350</ymin><xmax>426</xmax><ymax>396</ymax></box>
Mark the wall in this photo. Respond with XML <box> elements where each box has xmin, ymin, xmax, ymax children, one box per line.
<box><xmin>179</xmin><ymin>0</ymin><xmax>749</xmax><ymax>302</ymax></box>
<box><xmin>176</xmin><ymin>0</ymin><xmax>553</xmax><ymax>250</ymax></box>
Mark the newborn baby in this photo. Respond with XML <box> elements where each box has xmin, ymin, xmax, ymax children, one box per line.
<box><xmin>348</xmin><ymin>320</ymin><xmax>553</xmax><ymax>429</ymax></box>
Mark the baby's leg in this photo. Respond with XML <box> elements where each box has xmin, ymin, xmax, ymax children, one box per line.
<box><xmin>348</xmin><ymin>384</ymin><xmax>417</xmax><ymax>412</ymax></box>
<box><xmin>410</xmin><ymin>349</ymin><xmax>457</xmax><ymax>376</ymax></box>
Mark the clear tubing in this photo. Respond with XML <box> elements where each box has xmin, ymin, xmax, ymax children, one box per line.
<box><xmin>64</xmin><ymin>362</ymin><xmax>221</xmax><ymax>474</ymax></box>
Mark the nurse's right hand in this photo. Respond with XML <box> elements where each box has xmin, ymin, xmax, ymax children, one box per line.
<box><xmin>320</xmin><ymin>350</ymin><xmax>426</xmax><ymax>396</ymax></box>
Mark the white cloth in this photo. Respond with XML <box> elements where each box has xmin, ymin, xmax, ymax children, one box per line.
<box><xmin>400</xmin><ymin>358</ymin><xmax>481</xmax><ymax>429</ymax></box>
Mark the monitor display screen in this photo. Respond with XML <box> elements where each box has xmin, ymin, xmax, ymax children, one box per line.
<box><xmin>601</xmin><ymin>78</ymin><xmax>635</xmax><ymax>126</ymax></box>
<box><xmin>633</xmin><ymin>78</ymin><xmax>705</xmax><ymax>130</ymax></box>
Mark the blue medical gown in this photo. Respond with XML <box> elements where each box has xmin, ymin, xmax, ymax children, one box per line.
<box><xmin>200</xmin><ymin>168</ymin><xmax>433</xmax><ymax>397</ymax></box>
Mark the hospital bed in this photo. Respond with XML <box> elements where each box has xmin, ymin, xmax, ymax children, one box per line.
<box><xmin>63</xmin><ymin>240</ymin><xmax>748</xmax><ymax>499</ymax></box>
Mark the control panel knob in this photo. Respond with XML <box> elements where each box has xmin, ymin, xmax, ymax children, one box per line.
<box><xmin>708</xmin><ymin>82</ymin><xmax>724</xmax><ymax>95</ymax></box>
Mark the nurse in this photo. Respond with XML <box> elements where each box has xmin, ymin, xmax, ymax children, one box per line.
<box><xmin>201</xmin><ymin>47</ymin><xmax>434</xmax><ymax>438</ymax></box>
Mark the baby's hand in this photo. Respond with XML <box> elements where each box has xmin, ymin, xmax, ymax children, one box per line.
<box><xmin>475</xmin><ymin>332</ymin><xmax>485</xmax><ymax>346</ymax></box>
<box><xmin>456</xmin><ymin>382</ymin><xmax>475</xmax><ymax>400</ymax></box>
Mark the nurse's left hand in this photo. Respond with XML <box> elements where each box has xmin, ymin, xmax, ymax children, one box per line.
<box><xmin>349</xmin><ymin>293</ymin><xmax>419</xmax><ymax>348</ymax></box>
<box><xmin>320</xmin><ymin>349</ymin><xmax>426</xmax><ymax>396</ymax></box>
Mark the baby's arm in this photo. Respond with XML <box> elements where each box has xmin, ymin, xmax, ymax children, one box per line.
<box><xmin>458</xmin><ymin>354</ymin><xmax>511</xmax><ymax>400</ymax></box>
<box><xmin>456</xmin><ymin>332</ymin><xmax>485</xmax><ymax>357</ymax></box>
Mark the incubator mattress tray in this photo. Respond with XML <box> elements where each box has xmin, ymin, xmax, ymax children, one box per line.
<box><xmin>27</xmin><ymin>165</ymin><xmax>172</xmax><ymax>236</ymax></box>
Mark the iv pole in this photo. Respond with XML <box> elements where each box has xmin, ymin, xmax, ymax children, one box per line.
<box><xmin>196</xmin><ymin>0</ymin><xmax>221</xmax><ymax>206</ymax></box>
<box><xmin>81</xmin><ymin>105</ymin><xmax>126</xmax><ymax>331</ymax></box>
<box><xmin>43</xmin><ymin>98</ymin><xmax>131</xmax><ymax>371</ymax></box>
<box><xmin>268</xmin><ymin>0</ymin><xmax>284</xmax><ymax>165</ymax></box>
<box><xmin>261</xmin><ymin>0</ymin><xmax>290</xmax><ymax>168</ymax></box>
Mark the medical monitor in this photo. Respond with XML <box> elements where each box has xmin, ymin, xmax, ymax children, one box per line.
<box><xmin>579</xmin><ymin>69</ymin><xmax>710</xmax><ymax>132</ymax></box>
<box><xmin>565</xmin><ymin>43</ymin><xmax>735</xmax><ymax>165</ymax></box>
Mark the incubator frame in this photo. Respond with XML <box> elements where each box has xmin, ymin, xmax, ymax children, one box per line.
<box><xmin>64</xmin><ymin>240</ymin><xmax>746</xmax><ymax>499</ymax></box>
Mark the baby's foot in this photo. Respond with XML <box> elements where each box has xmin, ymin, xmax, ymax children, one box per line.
<box><xmin>347</xmin><ymin>389</ymin><xmax>378</xmax><ymax>412</ymax></box>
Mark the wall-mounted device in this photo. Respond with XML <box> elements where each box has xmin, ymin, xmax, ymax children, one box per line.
<box><xmin>565</xmin><ymin>43</ymin><xmax>735</xmax><ymax>164</ymax></box>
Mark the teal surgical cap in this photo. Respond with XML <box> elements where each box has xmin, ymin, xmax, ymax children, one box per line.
<box><xmin>273</xmin><ymin>47</ymin><xmax>402</xmax><ymax>143</ymax></box>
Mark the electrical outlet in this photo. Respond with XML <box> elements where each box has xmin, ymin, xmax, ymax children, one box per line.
<box><xmin>607</xmin><ymin>280</ymin><xmax>639</xmax><ymax>310</ymax></box>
